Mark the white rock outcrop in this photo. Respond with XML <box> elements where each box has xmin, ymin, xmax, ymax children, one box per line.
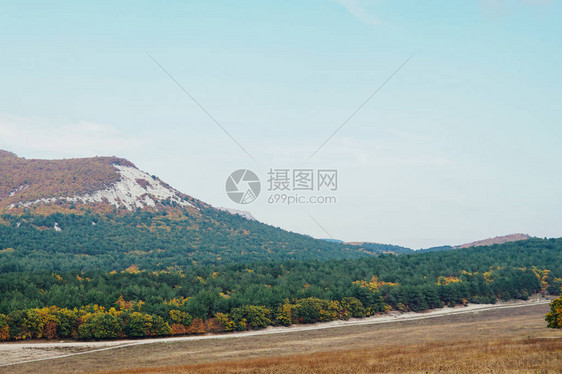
<box><xmin>10</xmin><ymin>165</ymin><xmax>194</xmax><ymax>211</ymax></box>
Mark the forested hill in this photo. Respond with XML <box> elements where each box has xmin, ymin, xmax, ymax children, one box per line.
<box><xmin>0</xmin><ymin>153</ymin><xmax>558</xmax><ymax>342</ymax></box>
<box><xmin>0</xmin><ymin>151</ymin><xmax>384</xmax><ymax>269</ymax></box>
<box><xmin>419</xmin><ymin>234</ymin><xmax>532</xmax><ymax>253</ymax></box>
<box><xmin>0</xmin><ymin>210</ymin><xmax>380</xmax><ymax>272</ymax></box>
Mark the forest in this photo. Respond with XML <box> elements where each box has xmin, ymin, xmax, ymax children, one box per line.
<box><xmin>0</xmin><ymin>211</ymin><xmax>375</xmax><ymax>272</ymax></box>
<box><xmin>0</xmin><ymin>237</ymin><xmax>560</xmax><ymax>340</ymax></box>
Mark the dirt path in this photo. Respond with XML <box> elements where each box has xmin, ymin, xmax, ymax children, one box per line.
<box><xmin>0</xmin><ymin>298</ymin><xmax>551</xmax><ymax>369</ymax></box>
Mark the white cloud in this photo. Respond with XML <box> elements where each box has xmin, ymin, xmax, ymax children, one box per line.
<box><xmin>334</xmin><ymin>0</ymin><xmax>384</xmax><ymax>26</ymax></box>
<box><xmin>0</xmin><ymin>113</ymin><xmax>146</xmax><ymax>157</ymax></box>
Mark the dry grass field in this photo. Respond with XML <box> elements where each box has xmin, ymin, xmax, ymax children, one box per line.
<box><xmin>3</xmin><ymin>303</ymin><xmax>561</xmax><ymax>374</ymax></box>
<box><xmin>109</xmin><ymin>338</ymin><xmax>560</xmax><ymax>374</ymax></box>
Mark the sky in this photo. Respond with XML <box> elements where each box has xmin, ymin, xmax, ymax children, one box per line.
<box><xmin>0</xmin><ymin>0</ymin><xmax>561</xmax><ymax>249</ymax></box>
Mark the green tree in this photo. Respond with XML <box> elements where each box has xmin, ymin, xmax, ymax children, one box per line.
<box><xmin>23</xmin><ymin>309</ymin><xmax>46</xmax><ymax>339</ymax></box>
<box><xmin>168</xmin><ymin>310</ymin><xmax>192</xmax><ymax>326</ymax></box>
<box><xmin>78</xmin><ymin>313</ymin><xmax>122</xmax><ymax>339</ymax></box>
<box><xmin>55</xmin><ymin>309</ymin><xmax>79</xmax><ymax>338</ymax></box>
<box><xmin>229</xmin><ymin>305</ymin><xmax>271</xmax><ymax>330</ymax></box>
<box><xmin>7</xmin><ymin>310</ymin><xmax>26</xmax><ymax>339</ymax></box>
<box><xmin>124</xmin><ymin>312</ymin><xmax>152</xmax><ymax>337</ymax></box>
<box><xmin>150</xmin><ymin>315</ymin><xmax>172</xmax><ymax>336</ymax></box>
<box><xmin>340</xmin><ymin>297</ymin><xmax>365</xmax><ymax>318</ymax></box>
<box><xmin>274</xmin><ymin>301</ymin><xmax>293</xmax><ymax>326</ymax></box>
<box><xmin>293</xmin><ymin>298</ymin><xmax>340</xmax><ymax>323</ymax></box>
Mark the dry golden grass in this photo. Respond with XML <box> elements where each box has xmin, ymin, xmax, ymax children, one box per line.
<box><xmin>96</xmin><ymin>338</ymin><xmax>562</xmax><ymax>374</ymax></box>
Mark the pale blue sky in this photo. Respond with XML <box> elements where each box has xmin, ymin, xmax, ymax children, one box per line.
<box><xmin>1</xmin><ymin>1</ymin><xmax>560</xmax><ymax>248</ymax></box>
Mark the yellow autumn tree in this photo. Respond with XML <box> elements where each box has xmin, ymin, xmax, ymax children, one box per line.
<box><xmin>546</xmin><ymin>295</ymin><xmax>562</xmax><ymax>329</ymax></box>
<box><xmin>0</xmin><ymin>314</ymin><xmax>9</xmax><ymax>341</ymax></box>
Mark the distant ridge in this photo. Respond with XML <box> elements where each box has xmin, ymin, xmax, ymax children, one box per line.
<box><xmin>419</xmin><ymin>233</ymin><xmax>531</xmax><ymax>253</ymax></box>
<box><xmin>348</xmin><ymin>234</ymin><xmax>533</xmax><ymax>255</ymax></box>
<box><xmin>454</xmin><ymin>233</ymin><xmax>531</xmax><ymax>249</ymax></box>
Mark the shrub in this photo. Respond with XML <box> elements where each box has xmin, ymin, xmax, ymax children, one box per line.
<box><xmin>170</xmin><ymin>323</ymin><xmax>188</xmax><ymax>335</ymax></box>
<box><xmin>77</xmin><ymin>313</ymin><xmax>122</xmax><ymax>340</ymax></box>
<box><xmin>293</xmin><ymin>298</ymin><xmax>340</xmax><ymax>324</ymax></box>
<box><xmin>0</xmin><ymin>314</ymin><xmax>9</xmax><ymax>341</ymax></box>
<box><xmin>205</xmin><ymin>318</ymin><xmax>223</xmax><ymax>333</ymax></box>
<box><xmin>229</xmin><ymin>305</ymin><xmax>271</xmax><ymax>330</ymax></box>
<box><xmin>55</xmin><ymin>308</ymin><xmax>79</xmax><ymax>338</ymax></box>
<box><xmin>23</xmin><ymin>309</ymin><xmax>46</xmax><ymax>339</ymax></box>
<box><xmin>124</xmin><ymin>312</ymin><xmax>152</xmax><ymax>337</ymax></box>
<box><xmin>215</xmin><ymin>312</ymin><xmax>235</xmax><ymax>332</ymax></box>
<box><xmin>169</xmin><ymin>309</ymin><xmax>192</xmax><ymax>326</ymax></box>
<box><xmin>340</xmin><ymin>297</ymin><xmax>366</xmax><ymax>318</ymax></box>
<box><xmin>150</xmin><ymin>315</ymin><xmax>172</xmax><ymax>336</ymax></box>
<box><xmin>7</xmin><ymin>310</ymin><xmax>26</xmax><ymax>340</ymax></box>
<box><xmin>275</xmin><ymin>302</ymin><xmax>293</xmax><ymax>326</ymax></box>
<box><xmin>187</xmin><ymin>318</ymin><xmax>206</xmax><ymax>334</ymax></box>
<box><xmin>546</xmin><ymin>295</ymin><xmax>562</xmax><ymax>329</ymax></box>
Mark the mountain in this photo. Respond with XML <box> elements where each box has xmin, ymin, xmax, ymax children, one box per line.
<box><xmin>0</xmin><ymin>150</ymin><xmax>377</xmax><ymax>271</ymax></box>
<box><xmin>346</xmin><ymin>234</ymin><xmax>533</xmax><ymax>255</ymax></box>
<box><xmin>419</xmin><ymin>234</ymin><xmax>531</xmax><ymax>253</ymax></box>
<box><xmin>0</xmin><ymin>151</ymin><xmax>538</xmax><ymax>272</ymax></box>
<box><xmin>453</xmin><ymin>233</ymin><xmax>531</xmax><ymax>249</ymax></box>
<box><xmin>2</xmin><ymin>152</ymin><xmax>561</xmax><ymax>345</ymax></box>
<box><xmin>342</xmin><ymin>234</ymin><xmax>532</xmax><ymax>255</ymax></box>
<box><xmin>0</xmin><ymin>150</ymin><xmax>205</xmax><ymax>214</ymax></box>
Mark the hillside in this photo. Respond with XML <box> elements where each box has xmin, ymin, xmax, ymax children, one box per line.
<box><xmin>0</xmin><ymin>151</ymin><xmax>375</xmax><ymax>270</ymax></box>
<box><xmin>346</xmin><ymin>242</ymin><xmax>414</xmax><ymax>254</ymax></box>
<box><xmin>0</xmin><ymin>151</ymin><xmax>537</xmax><ymax>266</ymax></box>
<box><xmin>0</xmin><ymin>150</ymin><xmax>205</xmax><ymax>214</ymax></box>
<box><xmin>0</xmin><ymin>150</ymin><xmax>560</xmax><ymax>345</ymax></box>
<box><xmin>454</xmin><ymin>234</ymin><xmax>531</xmax><ymax>249</ymax></box>
<box><xmin>1</xmin><ymin>151</ymin><xmax>559</xmax><ymax>345</ymax></box>
<box><xmin>345</xmin><ymin>234</ymin><xmax>532</xmax><ymax>255</ymax></box>
<box><xmin>420</xmin><ymin>234</ymin><xmax>531</xmax><ymax>253</ymax></box>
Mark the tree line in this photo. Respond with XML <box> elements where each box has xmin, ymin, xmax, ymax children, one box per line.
<box><xmin>1</xmin><ymin>231</ymin><xmax>560</xmax><ymax>340</ymax></box>
<box><xmin>1</xmin><ymin>238</ymin><xmax>561</xmax><ymax>340</ymax></box>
